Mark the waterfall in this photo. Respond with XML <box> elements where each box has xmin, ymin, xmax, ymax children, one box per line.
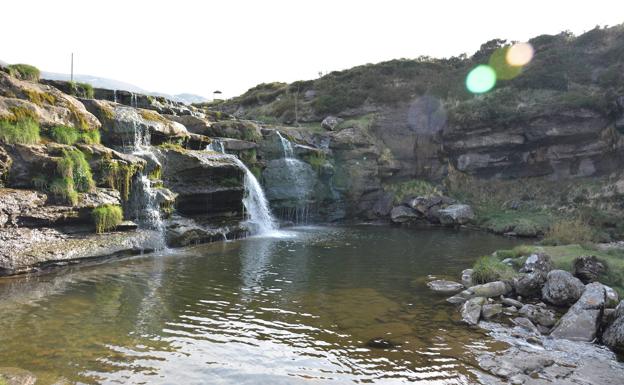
<box><xmin>113</xmin><ymin>90</ymin><xmax>118</xmax><ymax>103</ymax></box>
<box><xmin>207</xmin><ymin>139</ymin><xmax>277</xmax><ymax>236</ymax></box>
<box><xmin>276</xmin><ymin>131</ymin><xmax>294</xmax><ymax>158</ymax></box>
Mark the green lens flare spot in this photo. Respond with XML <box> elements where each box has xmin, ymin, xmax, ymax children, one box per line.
<box><xmin>466</xmin><ymin>65</ymin><xmax>497</xmax><ymax>94</ymax></box>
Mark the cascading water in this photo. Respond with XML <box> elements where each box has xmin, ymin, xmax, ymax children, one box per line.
<box><xmin>207</xmin><ymin>139</ymin><xmax>277</xmax><ymax>236</ymax></box>
<box><xmin>275</xmin><ymin>132</ymin><xmax>314</xmax><ymax>223</ymax></box>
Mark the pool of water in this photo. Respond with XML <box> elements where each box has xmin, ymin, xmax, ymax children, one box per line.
<box><xmin>0</xmin><ymin>225</ymin><xmax>523</xmax><ymax>384</ymax></box>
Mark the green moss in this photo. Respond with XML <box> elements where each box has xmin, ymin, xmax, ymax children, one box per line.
<box><xmin>66</xmin><ymin>103</ymin><xmax>90</xmax><ymax>129</ymax></box>
<box><xmin>23</xmin><ymin>89</ymin><xmax>56</xmax><ymax>106</ymax></box>
<box><xmin>92</xmin><ymin>204</ymin><xmax>123</xmax><ymax>233</ymax></box>
<box><xmin>472</xmin><ymin>255</ymin><xmax>518</xmax><ymax>284</ymax></box>
<box><xmin>100</xmin><ymin>104</ymin><xmax>115</xmax><ymax>121</ymax></box>
<box><xmin>56</xmin><ymin>149</ymin><xmax>95</xmax><ymax>197</ymax></box>
<box><xmin>139</xmin><ymin>109</ymin><xmax>167</xmax><ymax>123</ymax></box>
<box><xmin>7</xmin><ymin>63</ymin><xmax>40</xmax><ymax>81</ymax></box>
<box><xmin>100</xmin><ymin>160</ymin><xmax>138</xmax><ymax>201</ymax></box>
<box><xmin>8</xmin><ymin>106</ymin><xmax>38</xmax><ymax>122</ymax></box>
<box><xmin>304</xmin><ymin>151</ymin><xmax>327</xmax><ymax>173</ymax></box>
<box><xmin>0</xmin><ymin>118</ymin><xmax>40</xmax><ymax>144</ymax></box>
<box><xmin>148</xmin><ymin>165</ymin><xmax>161</xmax><ymax>181</ymax></box>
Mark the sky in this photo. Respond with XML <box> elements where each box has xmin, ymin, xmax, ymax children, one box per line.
<box><xmin>2</xmin><ymin>0</ymin><xmax>623</xmax><ymax>99</ymax></box>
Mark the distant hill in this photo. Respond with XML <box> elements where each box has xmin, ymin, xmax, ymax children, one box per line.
<box><xmin>40</xmin><ymin>70</ymin><xmax>209</xmax><ymax>105</ymax></box>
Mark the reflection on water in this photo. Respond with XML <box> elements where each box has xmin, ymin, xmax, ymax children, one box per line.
<box><xmin>0</xmin><ymin>226</ymin><xmax>521</xmax><ymax>384</ymax></box>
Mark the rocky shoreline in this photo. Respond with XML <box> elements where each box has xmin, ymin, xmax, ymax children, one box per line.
<box><xmin>428</xmin><ymin>251</ymin><xmax>624</xmax><ymax>384</ymax></box>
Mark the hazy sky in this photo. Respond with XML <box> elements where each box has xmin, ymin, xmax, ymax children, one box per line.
<box><xmin>3</xmin><ymin>0</ymin><xmax>623</xmax><ymax>98</ymax></box>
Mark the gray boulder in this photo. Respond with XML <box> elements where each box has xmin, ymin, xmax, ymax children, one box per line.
<box><xmin>438</xmin><ymin>204</ymin><xmax>474</xmax><ymax>225</ymax></box>
<box><xmin>321</xmin><ymin>116</ymin><xmax>342</xmax><ymax>131</ymax></box>
<box><xmin>501</xmin><ymin>297</ymin><xmax>524</xmax><ymax>308</ymax></box>
<box><xmin>481</xmin><ymin>303</ymin><xmax>503</xmax><ymax>319</ymax></box>
<box><xmin>514</xmin><ymin>271</ymin><xmax>548</xmax><ymax>298</ymax></box>
<box><xmin>603</xmin><ymin>284</ymin><xmax>620</xmax><ymax>308</ymax></box>
<box><xmin>461</xmin><ymin>297</ymin><xmax>486</xmax><ymax>325</ymax></box>
<box><xmin>427</xmin><ymin>280</ymin><xmax>464</xmax><ymax>293</ymax></box>
<box><xmin>511</xmin><ymin>317</ymin><xmax>540</xmax><ymax>334</ymax></box>
<box><xmin>520</xmin><ymin>253</ymin><xmax>553</xmax><ymax>273</ymax></box>
<box><xmin>470</xmin><ymin>281</ymin><xmax>512</xmax><ymax>298</ymax></box>
<box><xmin>518</xmin><ymin>304</ymin><xmax>557</xmax><ymax>327</ymax></box>
<box><xmin>573</xmin><ymin>255</ymin><xmax>606</xmax><ymax>284</ymax></box>
<box><xmin>390</xmin><ymin>206</ymin><xmax>419</xmax><ymax>223</ymax></box>
<box><xmin>461</xmin><ymin>269</ymin><xmax>474</xmax><ymax>287</ymax></box>
<box><xmin>541</xmin><ymin>270</ymin><xmax>586</xmax><ymax>306</ymax></box>
<box><xmin>602</xmin><ymin>300</ymin><xmax>624</xmax><ymax>353</ymax></box>
<box><xmin>551</xmin><ymin>282</ymin><xmax>606</xmax><ymax>341</ymax></box>
<box><xmin>447</xmin><ymin>290</ymin><xmax>472</xmax><ymax>304</ymax></box>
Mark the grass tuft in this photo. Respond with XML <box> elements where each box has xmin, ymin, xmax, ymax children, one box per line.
<box><xmin>7</xmin><ymin>63</ymin><xmax>40</xmax><ymax>81</ymax></box>
<box><xmin>92</xmin><ymin>204</ymin><xmax>123</xmax><ymax>233</ymax></box>
<box><xmin>0</xmin><ymin>118</ymin><xmax>40</xmax><ymax>144</ymax></box>
<box><xmin>543</xmin><ymin>218</ymin><xmax>595</xmax><ymax>246</ymax></box>
<box><xmin>472</xmin><ymin>255</ymin><xmax>518</xmax><ymax>284</ymax></box>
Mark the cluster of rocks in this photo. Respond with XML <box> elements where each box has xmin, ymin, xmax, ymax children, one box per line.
<box><xmin>428</xmin><ymin>253</ymin><xmax>624</xmax><ymax>355</ymax></box>
<box><xmin>390</xmin><ymin>195</ymin><xmax>475</xmax><ymax>226</ymax></box>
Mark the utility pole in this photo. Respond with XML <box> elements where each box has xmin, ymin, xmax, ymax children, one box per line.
<box><xmin>294</xmin><ymin>87</ymin><xmax>299</xmax><ymax>125</ymax></box>
<box><xmin>70</xmin><ymin>53</ymin><xmax>74</xmax><ymax>83</ymax></box>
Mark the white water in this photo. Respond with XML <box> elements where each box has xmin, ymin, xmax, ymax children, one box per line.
<box><xmin>276</xmin><ymin>131</ymin><xmax>295</xmax><ymax>158</ymax></box>
<box><xmin>275</xmin><ymin>132</ymin><xmax>314</xmax><ymax>224</ymax></box>
<box><xmin>207</xmin><ymin>140</ymin><xmax>278</xmax><ymax>236</ymax></box>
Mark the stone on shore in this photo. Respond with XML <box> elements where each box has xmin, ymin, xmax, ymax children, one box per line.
<box><xmin>461</xmin><ymin>297</ymin><xmax>486</xmax><ymax>325</ymax></box>
<box><xmin>550</xmin><ymin>282</ymin><xmax>606</xmax><ymax>341</ymax></box>
<box><xmin>427</xmin><ymin>280</ymin><xmax>464</xmax><ymax>293</ymax></box>
<box><xmin>602</xmin><ymin>300</ymin><xmax>624</xmax><ymax>353</ymax></box>
<box><xmin>541</xmin><ymin>270</ymin><xmax>586</xmax><ymax>307</ymax></box>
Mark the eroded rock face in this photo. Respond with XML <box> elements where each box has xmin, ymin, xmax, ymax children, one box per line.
<box><xmin>541</xmin><ymin>270</ymin><xmax>586</xmax><ymax>307</ymax></box>
<box><xmin>157</xmin><ymin>148</ymin><xmax>243</xmax><ymax>216</ymax></box>
<box><xmin>0</xmin><ymin>72</ymin><xmax>100</xmax><ymax>131</ymax></box>
<box><xmin>550</xmin><ymin>282</ymin><xmax>606</xmax><ymax>341</ymax></box>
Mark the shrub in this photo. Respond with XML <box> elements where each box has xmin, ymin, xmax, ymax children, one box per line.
<box><xmin>69</xmin><ymin>82</ymin><xmax>95</xmax><ymax>99</ymax></box>
<box><xmin>7</xmin><ymin>64</ymin><xmax>40</xmax><ymax>81</ymax></box>
<box><xmin>64</xmin><ymin>149</ymin><xmax>95</xmax><ymax>192</ymax></box>
<box><xmin>472</xmin><ymin>256</ymin><xmax>517</xmax><ymax>284</ymax></box>
<box><xmin>92</xmin><ymin>204</ymin><xmax>123</xmax><ymax>233</ymax></box>
<box><xmin>0</xmin><ymin>118</ymin><xmax>40</xmax><ymax>144</ymax></box>
<box><xmin>543</xmin><ymin>218</ymin><xmax>594</xmax><ymax>245</ymax></box>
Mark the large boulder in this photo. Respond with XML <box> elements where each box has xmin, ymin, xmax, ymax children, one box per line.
<box><xmin>461</xmin><ymin>297</ymin><xmax>486</xmax><ymax>325</ymax></box>
<box><xmin>541</xmin><ymin>270</ymin><xmax>586</xmax><ymax>306</ymax></box>
<box><xmin>518</xmin><ymin>304</ymin><xmax>557</xmax><ymax>327</ymax></box>
<box><xmin>437</xmin><ymin>204</ymin><xmax>474</xmax><ymax>225</ymax></box>
<box><xmin>602</xmin><ymin>300</ymin><xmax>624</xmax><ymax>353</ymax></box>
<box><xmin>520</xmin><ymin>253</ymin><xmax>554</xmax><ymax>273</ymax></box>
<box><xmin>447</xmin><ymin>281</ymin><xmax>512</xmax><ymax>303</ymax></box>
<box><xmin>321</xmin><ymin>116</ymin><xmax>342</xmax><ymax>131</ymax></box>
<box><xmin>390</xmin><ymin>205</ymin><xmax>420</xmax><ymax>223</ymax></box>
<box><xmin>514</xmin><ymin>253</ymin><xmax>553</xmax><ymax>298</ymax></box>
<box><xmin>573</xmin><ymin>255</ymin><xmax>607</xmax><ymax>284</ymax></box>
<box><xmin>550</xmin><ymin>282</ymin><xmax>606</xmax><ymax>341</ymax></box>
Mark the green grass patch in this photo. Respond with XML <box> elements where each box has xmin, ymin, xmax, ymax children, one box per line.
<box><xmin>477</xmin><ymin>208</ymin><xmax>552</xmax><ymax>237</ymax></box>
<box><xmin>384</xmin><ymin>179</ymin><xmax>440</xmax><ymax>203</ymax></box>
<box><xmin>49</xmin><ymin>177</ymin><xmax>79</xmax><ymax>206</ymax></box>
<box><xmin>335</xmin><ymin>114</ymin><xmax>376</xmax><ymax>131</ymax></box>
<box><xmin>49</xmin><ymin>125</ymin><xmax>100</xmax><ymax>145</ymax></box>
<box><xmin>472</xmin><ymin>255</ymin><xmax>518</xmax><ymax>284</ymax></box>
<box><xmin>0</xmin><ymin>118</ymin><xmax>40</xmax><ymax>144</ymax></box>
<box><xmin>543</xmin><ymin>218</ymin><xmax>595</xmax><ymax>245</ymax></box>
<box><xmin>92</xmin><ymin>204</ymin><xmax>123</xmax><ymax>233</ymax></box>
<box><xmin>100</xmin><ymin>160</ymin><xmax>139</xmax><ymax>201</ymax></box>
<box><xmin>7</xmin><ymin>63</ymin><xmax>40</xmax><ymax>81</ymax></box>
<box><xmin>50</xmin><ymin>149</ymin><xmax>95</xmax><ymax>205</ymax></box>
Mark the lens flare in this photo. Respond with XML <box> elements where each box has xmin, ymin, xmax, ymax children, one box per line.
<box><xmin>466</xmin><ymin>65</ymin><xmax>496</xmax><ymax>94</ymax></box>
<box><xmin>489</xmin><ymin>47</ymin><xmax>522</xmax><ymax>80</ymax></box>
<box><xmin>506</xmin><ymin>43</ymin><xmax>534</xmax><ymax>66</ymax></box>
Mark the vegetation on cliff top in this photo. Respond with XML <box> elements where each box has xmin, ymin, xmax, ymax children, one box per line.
<box><xmin>6</xmin><ymin>64</ymin><xmax>40</xmax><ymax>82</ymax></box>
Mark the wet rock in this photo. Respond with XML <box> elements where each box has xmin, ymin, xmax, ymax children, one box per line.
<box><xmin>514</xmin><ymin>271</ymin><xmax>548</xmax><ymax>299</ymax></box>
<box><xmin>541</xmin><ymin>270</ymin><xmax>585</xmax><ymax>306</ymax></box>
<box><xmin>366</xmin><ymin>338</ymin><xmax>397</xmax><ymax>349</ymax></box>
<box><xmin>427</xmin><ymin>279</ymin><xmax>464</xmax><ymax>293</ymax></box>
<box><xmin>461</xmin><ymin>296</ymin><xmax>486</xmax><ymax>325</ymax></box>
<box><xmin>519</xmin><ymin>304</ymin><xmax>557</xmax><ymax>327</ymax></box>
<box><xmin>321</xmin><ymin>116</ymin><xmax>342</xmax><ymax>131</ymax></box>
<box><xmin>502</xmin><ymin>297</ymin><xmax>524</xmax><ymax>308</ymax></box>
<box><xmin>520</xmin><ymin>253</ymin><xmax>553</xmax><ymax>274</ymax></box>
<box><xmin>461</xmin><ymin>268</ymin><xmax>474</xmax><ymax>287</ymax></box>
<box><xmin>481</xmin><ymin>303</ymin><xmax>503</xmax><ymax>319</ymax></box>
<box><xmin>504</xmin><ymin>306</ymin><xmax>518</xmax><ymax>314</ymax></box>
<box><xmin>602</xmin><ymin>300</ymin><xmax>624</xmax><ymax>353</ymax></box>
<box><xmin>263</xmin><ymin>157</ymin><xmax>317</xmax><ymax>207</ymax></box>
<box><xmin>390</xmin><ymin>205</ymin><xmax>420</xmax><ymax>223</ymax></box>
<box><xmin>470</xmin><ymin>281</ymin><xmax>512</xmax><ymax>298</ymax></box>
<box><xmin>511</xmin><ymin>317</ymin><xmax>540</xmax><ymax>334</ymax></box>
<box><xmin>573</xmin><ymin>255</ymin><xmax>607</xmax><ymax>284</ymax></box>
<box><xmin>551</xmin><ymin>282</ymin><xmax>606</xmax><ymax>341</ymax></box>
<box><xmin>437</xmin><ymin>204</ymin><xmax>474</xmax><ymax>225</ymax></box>
<box><xmin>447</xmin><ymin>290</ymin><xmax>472</xmax><ymax>304</ymax></box>
<box><xmin>0</xmin><ymin>367</ymin><xmax>37</xmax><ymax>385</ymax></box>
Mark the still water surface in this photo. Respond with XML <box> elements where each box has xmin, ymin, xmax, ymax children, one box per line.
<box><xmin>0</xmin><ymin>226</ymin><xmax>522</xmax><ymax>384</ymax></box>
